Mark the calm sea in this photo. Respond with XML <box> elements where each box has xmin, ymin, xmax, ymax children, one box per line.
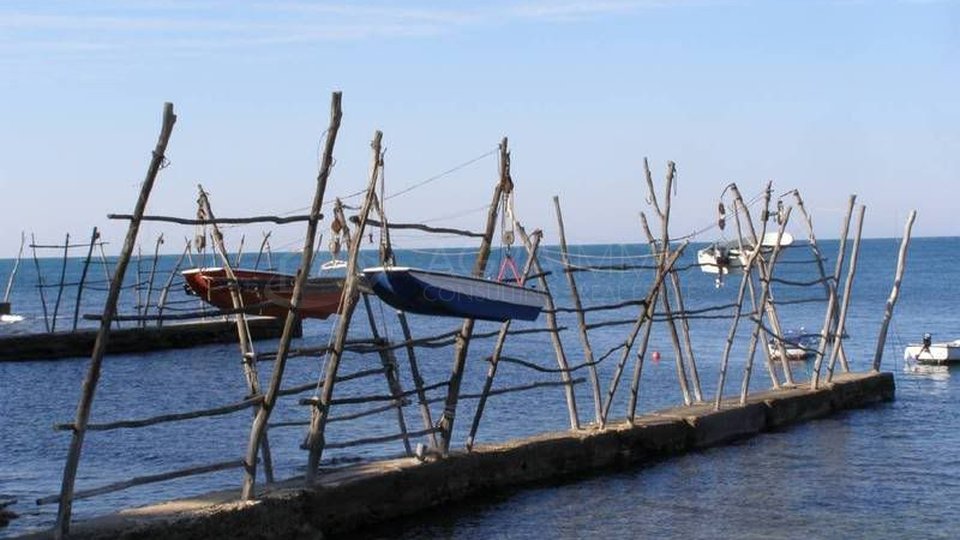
<box><xmin>1</xmin><ymin>238</ymin><xmax>957</xmax><ymax>539</ymax></box>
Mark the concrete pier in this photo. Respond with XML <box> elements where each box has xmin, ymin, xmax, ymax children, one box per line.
<box><xmin>48</xmin><ymin>371</ymin><xmax>893</xmax><ymax>540</ymax></box>
<box><xmin>0</xmin><ymin>317</ymin><xmax>299</xmax><ymax>361</ymax></box>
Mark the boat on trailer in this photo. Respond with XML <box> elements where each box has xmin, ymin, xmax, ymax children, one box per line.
<box><xmin>362</xmin><ymin>266</ymin><xmax>548</xmax><ymax>322</ymax></box>
<box><xmin>903</xmin><ymin>334</ymin><xmax>960</xmax><ymax>365</ymax></box>
<box><xmin>182</xmin><ymin>267</ymin><xmax>345</xmax><ymax>320</ymax></box>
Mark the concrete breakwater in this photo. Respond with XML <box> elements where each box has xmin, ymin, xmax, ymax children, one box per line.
<box><xmin>53</xmin><ymin>371</ymin><xmax>893</xmax><ymax>540</ymax></box>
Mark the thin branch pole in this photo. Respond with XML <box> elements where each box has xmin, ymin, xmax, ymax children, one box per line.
<box><xmin>872</xmin><ymin>210</ymin><xmax>917</xmax><ymax>371</ymax></box>
<box><xmin>55</xmin><ymin>103</ymin><xmax>176</xmax><ymax>540</ymax></box>
<box><xmin>792</xmin><ymin>190</ymin><xmax>849</xmax><ymax>368</ymax></box>
<box><xmin>811</xmin><ymin>195</ymin><xmax>856</xmax><ymax>388</ymax></box>
<box><xmin>141</xmin><ymin>234</ymin><xmax>164</xmax><ymax>322</ymax></box>
<box><xmin>713</xmin><ymin>250</ymin><xmax>763</xmax><ymax>409</ymax></box>
<box><xmin>626</xmin><ymin>308</ymin><xmax>655</xmax><ymax>422</ymax></box>
<box><xmin>827</xmin><ymin>205</ymin><xmax>865</xmax><ymax>380</ymax></box>
<box><xmin>135</xmin><ymin>245</ymin><xmax>144</xmax><ymax>327</ymax></box>
<box><xmin>553</xmin><ymin>196</ymin><xmax>602</xmax><ymax>424</ymax></box>
<box><xmin>305</xmin><ymin>128</ymin><xmax>382</xmax><ymax>483</ymax></box>
<box><xmin>466</xmin><ymin>232</ymin><xmax>541</xmax><ymax>450</ymax></box>
<box><xmin>436</xmin><ymin>138</ymin><xmax>511</xmax><ymax>454</ymax></box>
<box><xmin>197</xmin><ymin>187</ymin><xmax>274</xmax><ymax>485</ymax></box>
<box><xmin>30</xmin><ymin>234</ymin><xmax>51</xmax><ymax>333</ymax></box>
<box><xmin>361</xmin><ymin>293</ymin><xmax>413</xmax><ymax>456</ymax></box>
<box><xmin>50</xmin><ymin>233</ymin><xmax>70</xmax><ymax>333</ymax></box>
<box><xmin>72</xmin><ymin>228</ymin><xmax>99</xmax><ymax>332</ymax></box>
<box><xmin>516</xmin><ymin>225</ymin><xmax>579</xmax><ymax>430</ymax></box>
<box><xmin>96</xmin><ymin>242</ymin><xmax>120</xmax><ymax>329</ymax></box>
<box><xmin>156</xmin><ymin>239</ymin><xmax>192</xmax><ymax>327</ymax></box>
<box><xmin>396</xmin><ymin>311</ymin><xmax>438</xmax><ymax>448</ymax></box>
<box><xmin>234</xmin><ymin>233</ymin><xmax>246</xmax><ymax>268</ymax></box>
<box><xmin>254</xmin><ymin>232</ymin><xmax>271</xmax><ymax>271</ymax></box>
<box><xmin>3</xmin><ymin>231</ymin><xmax>25</xmax><ymax>303</ymax></box>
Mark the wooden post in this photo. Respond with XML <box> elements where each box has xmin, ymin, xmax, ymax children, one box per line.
<box><xmin>30</xmin><ymin>234</ymin><xmax>51</xmax><ymax>332</ymax></box>
<box><xmin>135</xmin><ymin>245</ymin><xmax>144</xmax><ymax>327</ymax></box>
<box><xmin>713</xmin><ymin>243</ymin><xmax>764</xmax><ymax>409</ymax></box>
<box><xmin>254</xmin><ymin>232</ymin><xmax>271</xmax><ymax>270</ymax></box>
<box><xmin>244</xmin><ymin>93</ymin><xmax>342</xmax><ymax>498</ymax></box>
<box><xmin>553</xmin><ymin>196</ymin><xmax>603</xmax><ymax>424</ymax></box>
<box><xmin>467</xmin><ymin>232</ymin><xmax>541</xmax><ymax>450</ymax></box>
<box><xmin>55</xmin><ymin>103</ymin><xmax>176</xmax><ymax>539</ymax></box>
<box><xmin>72</xmin><ymin>227</ymin><xmax>100</xmax><ymax>332</ymax></box>
<box><xmin>197</xmin><ymin>187</ymin><xmax>274</xmax><ymax>484</ymax></box>
<box><xmin>305</xmin><ymin>128</ymin><xmax>382</xmax><ymax>483</ymax></box>
<box><xmin>827</xmin><ymin>205</ymin><xmax>864</xmax><ymax>380</ymax></box>
<box><xmin>811</xmin><ymin>195</ymin><xmax>856</xmax><ymax>389</ymax></box>
<box><xmin>362</xmin><ymin>293</ymin><xmax>413</xmax><ymax>455</ymax></box>
<box><xmin>3</xmin><ymin>231</ymin><xmax>25</xmax><ymax>305</ymax></box>
<box><xmin>156</xmin><ymin>239</ymin><xmax>192</xmax><ymax>327</ymax></box>
<box><xmin>516</xmin><ymin>224</ymin><xmax>580</xmax><ymax>430</ymax></box>
<box><xmin>436</xmin><ymin>137</ymin><xmax>512</xmax><ymax>454</ymax></box>
<box><xmin>141</xmin><ymin>234</ymin><xmax>164</xmax><ymax>322</ymax></box>
<box><xmin>96</xmin><ymin>241</ymin><xmax>120</xmax><ymax>329</ymax></box>
<box><xmin>872</xmin><ymin>210</ymin><xmax>917</xmax><ymax>371</ymax></box>
<box><xmin>396</xmin><ymin>311</ymin><xmax>439</xmax><ymax>448</ymax></box>
<box><xmin>49</xmin><ymin>233</ymin><xmax>71</xmax><ymax>333</ymax></box>
<box><xmin>234</xmin><ymin>233</ymin><xmax>246</xmax><ymax>268</ymax></box>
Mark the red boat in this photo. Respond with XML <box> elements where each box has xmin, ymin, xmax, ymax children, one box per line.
<box><xmin>182</xmin><ymin>268</ymin><xmax>345</xmax><ymax>320</ymax></box>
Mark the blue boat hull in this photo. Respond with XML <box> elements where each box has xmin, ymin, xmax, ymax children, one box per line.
<box><xmin>364</xmin><ymin>268</ymin><xmax>545</xmax><ymax>322</ymax></box>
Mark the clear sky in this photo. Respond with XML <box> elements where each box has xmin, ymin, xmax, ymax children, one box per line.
<box><xmin>0</xmin><ymin>1</ymin><xmax>957</xmax><ymax>257</ymax></box>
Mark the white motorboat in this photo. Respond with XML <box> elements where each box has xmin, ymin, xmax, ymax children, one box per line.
<box><xmin>903</xmin><ymin>334</ymin><xmax>960</xmax><ymax>365</ymax></box>
<box><xmin>698</xmin><ymin>232</ymin><xmax>794</xmax><ymax>286</ymax></box>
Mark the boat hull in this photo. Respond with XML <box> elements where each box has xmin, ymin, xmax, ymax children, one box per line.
<box><xmin>363</xmin><ymin>267</ymin><xmax>547</xmax><ymax>322</ymax></box>
<box><xmin>182</xmin><ymin>268</ymin><xmax>344</xmax><ymax>320</ymax></box>
<box><xmin>904</xmin><ymin>342</ymin><xmax>960</xmax><ymax>365</ymax></box>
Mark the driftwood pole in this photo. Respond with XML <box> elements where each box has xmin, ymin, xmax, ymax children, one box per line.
<box><xmin>3</xmin><ymin>231</ymin><xmax>25</xmax><ymax>305</ymax></box>
<box><xmin>516</xmin><ymin>224</ymin><xmax>580</xmax><ymax>430</ymax></box>
<box><xmin>197</xmin><ymin>187</ymin><xmax>274</xmax><ymax>484</ymax></box>
<box><xmin>810</xmin><ymin>195</ymin><xmax>856</xmax><ymax>389</ymax></box>
<box><xmin>50</xmin><ymin>233</ymin><xmax>71</xmax><ymax>333</ymax></box>
<box><xmin>361</xmin><ymin>292</ymin><xmax>413</xmax><ymax>455</ymax></box>
<box><xmin>96</xmin><ymin>242</ymin><xmax>120</xmax><ymax>329</ymax></box>
<box><xmin>305</xmin><ymin>129</ymin><xmax>382</xmax><ymax>483</ymax></box>
<box><xmin>467</xmin><ymin>232</ymin><xmax>542</xmax><ymax>449</ymax></box>
<box><xmin>142</xmin><ymin>234</ymin><xmax>164</xmax><ymax>322</ymax></box>
<box><xmin>872</xmin><ymin>210</ymin><xmax>917</xmax><ymax>372</ymax></box>
<box><xmin>156</xmin><ymin>239</ymin><xmax>192</xmax><ymax>326</ymax></box>
<box><xmin>553</xmin><ymin>196</ymin><xmax>603</xmax><ymax>424</ymax></box>
<box><xmin>55</xmin><ymin>103</ymin><xmax>176</xmax><ymax>539</ymax></box>
<box><xmin>827</xmin><ymin>205</ymin><xmax>865</xmax><ymax>380</ymax></box>
<box><xmin>30</xmin><ymin>234</ymin><xmax>51</xmax><ymax>332</ymax></box>
<box><xmin>436</xmin><ymin>137</ymin><xmax>512</xmax><ymax>454</ymax></box>
<box><xmin>396</xmin><ymin>311</ymin><xmax>439</xmax><ymax>447</ymax></box>
<box><xmin>244</xmin><ymin>93</ymin><xmax>342</xmax><ymax>498</ymax></box>
<box><xmin>254</xmin><ymin>232</ymin><xmax>271</xmax><ymax>270</ymax></box>
<box><xmin>72</xmin><ymin>227</ymin><xmax>100</xmax><ymax>332</ymax></box>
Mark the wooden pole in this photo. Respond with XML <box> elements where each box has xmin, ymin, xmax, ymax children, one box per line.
<box><xmin>3</xmin><ymin>231</ymin><xmax>25</xmax><ymax>304</ymax></box>
<box><xmin>254</xmin><ymin>232</ymin><xmax>271</xmax><ymax>270</ymax></box>
<box><xmin>55</xmin><ymin>103</ymin><xmax>176</xmax><ymax>539</ymax></box>
<box><xmin>396</xmin><ymin>311</ymin><xmax>439</xmax><ymax>448</ymax></box>
<box><xmin>436</xmin><ymin>137</ymin><xmax>511</xmax><ymax>454</ymax></box>
<box><xmin>135</xmin><ymin>245</ymin><xmax>144</xmax><ymax>327</ymax></box>
<box><xmin>810</xmin><ymin>195</ymin><xmax>856</xmax><ymax>388</ymax></box>
<box><xmin>466</xmin><ymin>232</ymin><xmax>541</xmax><ymax>450</ymax></box>
<box><xmin>361</xmin><ymin>293</ymin><xmax>413</xmax><ymax>455</ymax></box>
<box><xmin>197</xmin><ymin>187</ymin><xmax>274</xmax><ymax>485</ymax></box>
<box><xmin>156</xmin><ymin>239</ymin><xmax>192</xmax><ymax>327</ymax></box>
<box><xmin>49</xmin><ymin>233</ymin><xmax>71</xmax><ymax>332</ymax></box>
<box><xmin>234</xmin><ymin>233</ymin><xmax>245</xmax><ymax>268</ymax></box>
<box><xmin>872</xmin><ymin>210</ymin><xmax>917</xmax><ymax>372</ymax></box>
<box><xmin>96</xmin><ymin>241</ymin><xmax>120</xmax><ymax>329</ymax></box>
<box><xmin>305</xmin><ymin>128</ymin><xmax>381</xmax><ymax>483</ymax></box>
<box><xmin>72</xmin><ymin>227</ymin><xmax>100</xmax><ymax>332</ymax></box>
<box><xmin>516</xmin><ymin>225</ymin><xmax>580</xmax><ymax>430</ymax></box>
<box><xmin>827</xmin><ymin>205</ymin><xmax>864</xmax><ymax>380</ymax></box>
<box><xmin>713</xmin><ymin>244</ymin><xmax>764</xmax><ymax>409</ymax></box>
<box><xmin>30</xmin><ymin>234</ymin><xmax>51</xmax><ymax>332</ymax></box>
<box><xmin>141</xmin><ymin>234</ymin><xmax>164</xmax><ymax>322</ymax></box>
<box><xmin>553</xmin><ymin>196</ymin><xmax>603</xmax><ymax>424</ymax></box>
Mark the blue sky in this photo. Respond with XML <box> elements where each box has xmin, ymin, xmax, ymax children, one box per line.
<box><xmin>0</xmin><ymin>0</ymin><xmax>957</xmax><ymax>256</ymax></box>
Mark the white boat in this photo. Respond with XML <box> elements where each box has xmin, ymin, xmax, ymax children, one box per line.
<box><xmin>768</xmin><ymin>331</ymin><xmax>818</xmax><ymax>361</ymax></box>
<box><xmin>903</xmin><ymin>334</ymin><xmax>960</xmax><ymax>365</ymax></box>
<box><xmin>698</xmin><ymin>232</ymin><xmax>795</xmax><ymax>276</ymax></box>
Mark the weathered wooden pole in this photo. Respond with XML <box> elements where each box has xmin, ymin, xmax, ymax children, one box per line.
<box><xmin>361</xmin><ymin>293</ymin><xmax>413</xmax><ymax>455</ymax></box>
<box><xmin>49</xmin><ymin>233</ymin><xmax>71</xmax><ymax>332</ymax></box>
<box><xmin>467</xmin><ymin>232</ymin><xmax>541</xmax><ymax>450</ymax></box>
<box><xmin>516</xmin><ymin>224</ymin><xmax>580</xmax><ymax>430</ymax></box>
<box><xmin>810</xmin><ymin>195</ymin><xmax>856</xmax><ymax>389</ymax></box>
<box><xmin>55</xmin><ymin>103</ymin><xmax>176</xmax><ymax>539</ymax></box>
<box><xmin>72</xmin><ymin>227</ymin><xmax>100</xmax><ymax>332</ymax></box>
<box><xmin>3</xmin><ymin>231</ymin><xmax>25</xmax><ymax>306</ymax></box>
<box><xmin>156</xmin><ymin>239</ymin><xmax>192</xmax><ymax>327</ymax></box>
<box><xmin>242</xmin><ymin>93</ymin><xmax>344</xmax><ymax>498</ymax></box>
<box><xmin>436</xmin><ymin>138</ymin><xmax>512</xmax><ymax>454</ymax></box>
<box><xmin>872</xmin><ymin>210</ymin><xmax>917</xmax><ymax>372</ymax></box>
<box><xmin>30</xmin><ymin>234</ymin><xmax>51</xmax><ymax>332</ymax></box>
<box><xmin>141</xmin><ymin>233</ymin><xmax>164</xmax><ymax>322</ymax></box>
<box><xmin>234</xmin><ymin>233</ymin><xmax>246</xmax><ymax>268</ymax></box>
<box><xmin>827</xmin><ymin>205</ymin><xmax>865</xmax><ymax>381</ymax></box>
<box><xmin>553</xmin><ymin>196</ymin><xmax>603</xmax><ymax>424</ymax></box>
<box><xmin>254</xmin><ymin>232</ymin><xmax>271</xmax><ymax>270</ymax></box>
<box><xmin>305</xmin><ymin>129</ymin><xmax>382</xmax><ymax>483</ymax></box>
<box><xmin>396</xmin><ymin>311</ymin><xmax>439</xmax><ymax>448</ymax></box>
<box><xmin>96</xmin><ymin>241</ymin><xmax>120</xmax><ymax>329</ymax></box>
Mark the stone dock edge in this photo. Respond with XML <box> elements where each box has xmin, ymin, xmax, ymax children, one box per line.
<box><xmin>54</xmin><ymin>371</ymin><xmax>893</xmax><ymax>539</ymax></box>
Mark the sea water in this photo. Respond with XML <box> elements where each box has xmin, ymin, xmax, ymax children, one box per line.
<box><xmin>1</xmin><ymin>238</ymin><xmax>957</xmax><ymax>538</ymax></box>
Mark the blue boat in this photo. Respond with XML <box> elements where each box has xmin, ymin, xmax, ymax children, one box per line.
<box><xmin>362</xmin><ymin>266</ymin><xmax>547</xmax><ymax>322</ymax></box>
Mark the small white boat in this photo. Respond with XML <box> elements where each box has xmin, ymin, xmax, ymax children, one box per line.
<box><xmin>767</xmin><ymin>329</ymin><xmax>818</xmax><ymax>361</ymax></box>
<box><xmin>698</xmin><ymin>232</ymin><xmax>794</xmax><ymax>286</ymax></box>
<box><xmin>903</xmin><ymin>334</ymin><xmax>960</xmax><ymax>365</ymax></box>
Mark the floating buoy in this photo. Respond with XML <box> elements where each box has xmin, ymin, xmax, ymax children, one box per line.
<box><xmin>652</xmin><ymin>351</ymin><xmax>661</xmax><ymax>362</ymax></box>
